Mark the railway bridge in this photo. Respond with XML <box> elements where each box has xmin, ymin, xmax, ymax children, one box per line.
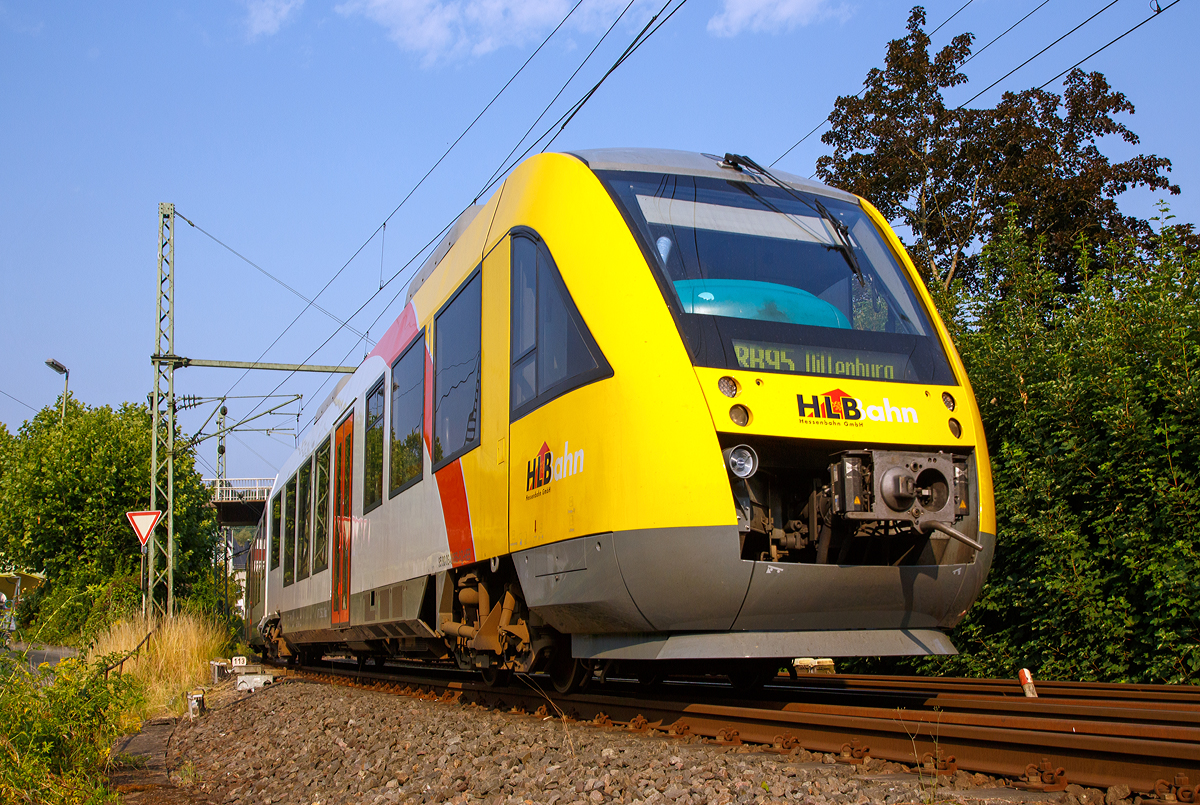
<box><xmin>203</xmin><ymin>477</ymin><xmax>274</xmax><ymax>527</ymax></box>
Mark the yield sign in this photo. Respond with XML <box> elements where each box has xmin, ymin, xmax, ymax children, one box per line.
<box><xmin>126</xmin><ymin>510</ymin><xmax>162</xmax><ymax>547</ymax></box>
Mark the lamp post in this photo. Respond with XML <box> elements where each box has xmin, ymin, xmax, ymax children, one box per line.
<box><xmin>44</xmin><ymin>359</ymin><xmax>68</xmax><ymax>427</ymax></box>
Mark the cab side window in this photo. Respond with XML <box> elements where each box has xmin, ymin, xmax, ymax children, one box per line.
<box><xmin>434</xmin><ymin>270</ymin><xmax>482</xmax><ymax>468</ymax></box>
<box><xmin>510</xmin><ymin>233</ymin><xmax>610</xmax><ymax>419</ymax></box>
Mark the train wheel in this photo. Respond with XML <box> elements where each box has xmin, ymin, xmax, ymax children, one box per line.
<box><xmin>481</xmin><ymin>666</ymin><xmax>512</xmax><ymax>688</ymax></box>
<box><xmin>548</xmin><ymin>651</ymin><xmax>592</xmax><ymax>695</ymax></box>
<box><xmin>727</xmin><ymin>661</ymin><xmax>775</xmax><ymax>692</ymax></box>
<box><xmin>637</xmin><ymin>665</ymin><xmax>664</xmax><ymax>687</ymax></box>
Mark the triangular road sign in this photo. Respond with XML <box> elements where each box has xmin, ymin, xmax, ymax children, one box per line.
<box><xmin>126</xmin><ymin>510</ymin><xmax>162</xmax><ymax>547</ymax></box>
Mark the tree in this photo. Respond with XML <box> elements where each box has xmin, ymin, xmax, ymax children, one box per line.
<box><xmin>0</xmin><ymin>396</ymin><xmax>216</xmax><ymax>626</ymax></box>
<box><xmin>816</xmin><ymin>7</ymin><xmax>1180</xmax><ymax>291</ymax></box>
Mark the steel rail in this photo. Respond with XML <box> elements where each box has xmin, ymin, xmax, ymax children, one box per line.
<box><xmin>278</xmin><ymin>661</ymin><xmax>1200</xmax><ymax>794</ymax></box>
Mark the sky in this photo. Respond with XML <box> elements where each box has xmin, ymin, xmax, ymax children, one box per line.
<box><xmin>2</xmin><ymin>0</ymin><xmax>1196</xmax><ymax>480</ymax></box>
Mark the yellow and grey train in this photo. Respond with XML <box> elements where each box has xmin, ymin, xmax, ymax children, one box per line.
<box><xmin>246</xmin><ymin>148</ymin><xmax>995</xmax><ymax>691</ymax></box>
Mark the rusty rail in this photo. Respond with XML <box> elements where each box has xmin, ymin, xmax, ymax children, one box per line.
<box><xmin>282</xmin><ymin>660</ymin><xmax>1200</xmax><ymax>795</ymax></box>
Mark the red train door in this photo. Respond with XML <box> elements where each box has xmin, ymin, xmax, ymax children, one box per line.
<box><xmin>331</xmin><ymin>412</ymin><xmax>354</xmax><ymax>626</ymax></box>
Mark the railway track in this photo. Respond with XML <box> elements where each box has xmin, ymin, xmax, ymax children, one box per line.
<box><xmin>281</xmin><ymin>660</ymin><xmax>1200</xmax><ymax>797</ymax></box>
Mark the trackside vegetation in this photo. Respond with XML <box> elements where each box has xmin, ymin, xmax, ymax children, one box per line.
<box><xmin>0</xmin><ymin>655</ymin><xmax>143</xmax><ymax>805</ymax></box>
<box><xmin>922</xmin><ymin>215</ymin><xmax>1200</xmax><ymax>683</ymax></box>
<box><xmin>0</xmin><ymin>399</ymin><xmax>238</xmax><ymax>644</ymax></box>
<box><xmin>0</xmin><ymin>402</ymin><xmax>244</xmax><ymax>801</ymax></box>
<box><xmin>817</xmin><ymin>7</ymin><xmax>1199</xmax><ymax>684</ymax></box>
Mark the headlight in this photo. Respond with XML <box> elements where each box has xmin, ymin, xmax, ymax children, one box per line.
<box><xmin>723</xmin><ymin>444</ymin><xmax>759</xmax><ymax>479</ymax></box>
<box><xmin>718</xmin><ymin>376</ymin><xmax>739</xmax><ymax>398</ymax></box>
<box><xmin>729</xmin><ymin>404</ymin><xmax>750</xmax><ymax>427</ymax></box>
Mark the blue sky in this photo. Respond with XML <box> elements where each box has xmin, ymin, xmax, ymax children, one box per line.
<box><xmin>2</xmin><ymin>0</ymin><xmax>1196</xmax><ymax>480</ymax></box>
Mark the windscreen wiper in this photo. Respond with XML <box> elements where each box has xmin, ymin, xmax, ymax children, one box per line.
<box><xmin>722</xmin><ymin>153</ymin><xmax>865</xmax><ymax>287</ymax></box>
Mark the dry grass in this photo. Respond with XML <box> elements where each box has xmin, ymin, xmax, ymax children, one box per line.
<box><xmin>86</xmin><ymin>612</ymin><xmax>228</xmax><ymax>717</ymax></box>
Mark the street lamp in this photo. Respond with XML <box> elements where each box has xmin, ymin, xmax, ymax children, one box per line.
<box><xmin>44</xmin><ymin>359</ymin><xmax>68</xmax><ymax>427</ymax></box>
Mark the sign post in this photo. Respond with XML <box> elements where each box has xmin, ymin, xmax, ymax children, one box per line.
<box><xmin>127</xmin><ymin>511</ymin><xmax>162</xmax><ymax>618</ymax></box>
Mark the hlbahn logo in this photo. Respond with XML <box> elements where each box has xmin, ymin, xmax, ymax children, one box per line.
<box><xmin>527</xmin><ymin>440</ymin><xmax>586</xmax><ymax>494</ymax></box>
<box><xmin>798</xmin><ymin>389</ymin><xmax>919</xmax><ymax>424</ymax></box>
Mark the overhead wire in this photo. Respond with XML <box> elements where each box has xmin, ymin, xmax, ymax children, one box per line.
<box><xmin>929</xmin><ymin>0</ymin><xmax>975</xmax><ymax>34</ymax></box>
<box><xmin>260</xmin><ymin>0</ymin><xmax>694</xmax><ymax>426</ymax></box>
<box><xmin>233</xmin><ymin>433</ymin><xmax>278</xmax><ymax>473</ymax></box>
<box><xmin>541</xmin><ymin>0</ymin><xmax>689</xmax><ymax>153</ymax></box>
<box><xmin>476</xmin><ymin>0</ymin><xmax>689</xmax><ymax>202</ymax></box>
<box><xmin>0</xmin><ymin>387</ymin><xmax>38</xmax><ymax>413</ymax></box>
<box><xmin>217</xmin><ymin>0</ymin><xmax>588</xmax><ymax>402</ymax></box>
<box><xmin>1036</xmin><ymin>0</ymin><xmax>1179</xmax><ymax>90</ymax></box>
<box><xmin>238</xmin><ymin>218</ymin><xmax>458</xmax><ymax>425</ymax></box>
<box><xmin>237</xmin><ymin>0</ymin><xmax>1184</xmax><ymax>460</ymax></box>
<box><xmin>956</xmin><ymin>0</ymin><xmax>1123</xmax><ymax>108</ymax></box>
<box><xmin>477</xmin><ymin>0</ymin><xmax>643</xmax><ymax>199</ymax></box>
<box><xmin>960</xmin><ymin>0</ymin><xmax>1054</xmax><ymax>68</ymax></box>
<box><xmin>770</xmin><ymin>0</ymin><xmax>987</xmax><ymax>167</ymax></box>
<box><xmin>175</xmin><ymin>211</ymin><xmax>370</xmax><ymax>341</ymax></box>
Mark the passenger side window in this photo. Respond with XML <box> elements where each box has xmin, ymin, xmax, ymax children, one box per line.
<box><xmin>510</xmin><ymin>233</ymin><xmax>610</xmax><ymax>419</ymax></box>
<box><xmin>434</xmin><ymin>270</ymin><xmax>482</xmax><ymax>467</ymax></box>
<box><xmin>296</xmin><ymin>458</ymin><xmax>311</xmax><ymax>581</ymax></box>
<box><xmin>363</xmin><ymin>378</ymin><xmax>386</xmax><ymax>513</ymax></box>
<box><xmin>269</xmin><ymin>491</ymin><xmax>281</xmax><ymax>571</ymax></box>
<box><xmin>313</xmin><ymin>437</ymin><xmax>331</xmax><ymax>574</ymax></box>
<box><xmin>390</xmin><ymin>334</ymin><xmax>425</xmax><ymax>495</ymax></box>
<box><xmin>283</xmin><ymin>474</ymin><xmax>297</xmax><ymax>587</ymax></box>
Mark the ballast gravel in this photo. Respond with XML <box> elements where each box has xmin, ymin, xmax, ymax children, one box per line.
<box><xmin>167</xmin><ymin>678</ymin><xmax>1136</xmax><ymax>805</ymax></box>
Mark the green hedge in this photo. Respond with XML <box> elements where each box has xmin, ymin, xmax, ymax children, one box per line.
<box><xmin>886</xmin><ymin>213</ymin><xmax>1200</xmax><ymax>683</ymax></box>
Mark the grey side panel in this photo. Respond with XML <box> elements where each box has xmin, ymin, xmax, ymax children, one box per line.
<box><xmin>614</xmin><ymin>525</ymin><xmax>751</xmax><ymax>631</ymax></box>
<box><xmin>280</xmin><ymin>598</ymin><xmax>331</xmax><ymax>637</ymax></box>
<box><xmin>516</xmin><ymin>533</ymin><xmax>653</xmax><ymax>634</ymax></box>
<box><xmin>284</xmin><ymin>577</ymin><xmax>436</xmax><ymax>646</ymax></box>
<box><xmin>731</xmin><ymin>531</ymin><xmax>996</xmax><ymax>632</ymax></box>
<box><xmin>573</xmin><ymin>629</ymin><xmax>958</xmax><ymax>660</ymax></box>
<box><xmin>353</xmin><ymin>576</ymin><xmax>428</xmax><ymax>625</ymax></box>
<box><xmin>734</xmin><ymin>561</ymin><xmax>962</xmax><ymax>632</ymax></box>
<box><xmin>941</xmin><ymin>532</ymin><xmax>996</xmax><ymax>629</ymax></box>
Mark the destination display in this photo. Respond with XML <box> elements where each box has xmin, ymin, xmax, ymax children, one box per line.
<box><xmin>731</xmin><ymin>339</ymin><xmax>908</xmax><ymax>381</ymax></box>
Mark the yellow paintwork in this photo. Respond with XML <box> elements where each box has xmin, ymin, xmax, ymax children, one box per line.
<box><xmin>402</xmin><ymin>149</ymin><xmax>995</xmax><ymax>563</ymax></box>
<box><xmin>494</xmin><ymin>155</ymin><xmax>733</xmax><ymax>549</ymax></box>
<box><xmin>859</xmin><ymin>198</ymin><xmax>995</xmax><ymax>535</ymax></box>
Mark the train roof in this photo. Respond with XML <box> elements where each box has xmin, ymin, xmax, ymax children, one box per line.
<box><xmin>399</xmin><ymin>149</ymin><xmax>858</xmax><ymax>314</ymax></box>
<box><xmin>567</xmin><ymin>147</ymin><xmax>859</xmax><ymax>204</ymax></box>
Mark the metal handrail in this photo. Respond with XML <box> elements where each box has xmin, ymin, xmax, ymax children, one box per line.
<box><xmin>101</xmin><ymin>629</ymin><xmax>153</xmax><ymax>679</ymax></box>
<box><xmin>203</xmin><ymin>478</ymin><xmax>275</xmax><ymax>502</ymax></box>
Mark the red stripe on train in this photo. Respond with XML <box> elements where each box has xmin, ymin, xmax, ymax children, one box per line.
<box><xmin>435</xmin><ymin>459</ymin><xmax>475</xmax><ymax>567</ymax></box>
<box><xmin>366</xmin><ymin>303</ymin><xmax>419</xmax><ymax>365</ymax></box>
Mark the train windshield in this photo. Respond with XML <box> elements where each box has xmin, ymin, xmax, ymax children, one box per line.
<box><xmin>599</xmin><ymin>171</ymin><xmax>956</xmax><ymax>385</ymax></box>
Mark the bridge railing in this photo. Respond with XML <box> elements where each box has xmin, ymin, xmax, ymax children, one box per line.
<box><xmin>203</xmin><ymin>478</ymin><xmax>275</xmax><ymax>502</ymax></box>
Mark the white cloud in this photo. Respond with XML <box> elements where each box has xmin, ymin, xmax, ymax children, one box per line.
<box><xmin>336</xmin><ymin>0</ymin><xmax>630</xmax><ymax>65</ymax></box>
<box><xmin>706</xmin><ymin>0</ymin><xmax>845</xmax><ymax>37</ymax></box>
<box><xmin>244</xmin><ymin>0</ymin><xmax>305</xmax><ymax>39</ymax></box>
